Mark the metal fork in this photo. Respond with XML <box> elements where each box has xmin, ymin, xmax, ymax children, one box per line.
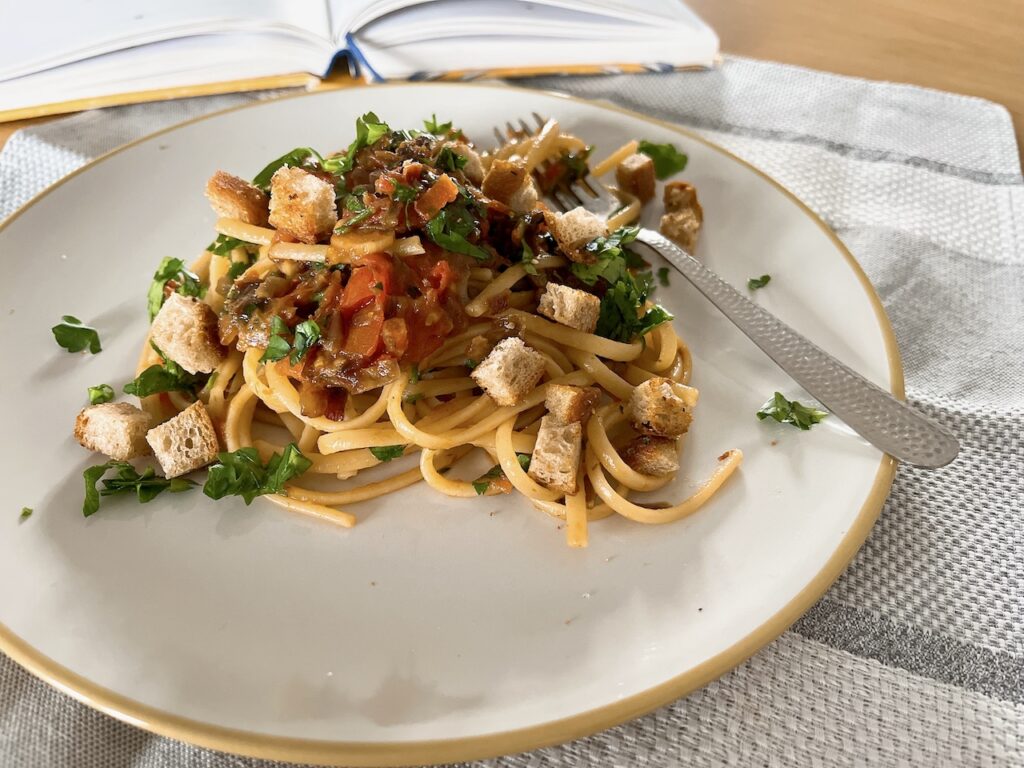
<box><xmin>494</xmin><ymin>117</ymin><xmax>960</xmax><ymax>468</ymax></box>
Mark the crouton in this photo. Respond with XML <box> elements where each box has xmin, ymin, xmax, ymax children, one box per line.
<box><xmin>470</xmin><ymin>337</ymin><xmax>546</xmax><ymax>407</ymax></box>
<box><xmin>150</xmin><ymin>293</ymin><xmax>225</xmax><ymax>374</ymax></box>
<box><xmin>538</xmin><ymin>283</ymin><xmax>601</xmax><ymax>334</ymax></box>
<box><xmin>620</xmin><ymin>435</ymin><xmax>680</xmax><ymax>476</ymax></box>
<box><xmin>528</xmin><ymin>415</ymin><xmax>582</xmax><ymax>495</ymax></box>
<box><xmin>616</xmin><ymin>153</ymin><xmax>656</xmax><ymax>203</ymax></box>
<box><xmin>205</xmin><ymin>170</ymin><xmax>269</xmax><ymax>226</ymax></box>
<box><xmin>146</xmin><ymin>401</ymin><xmax>220</xmax><ymax>478</ymax></box>
<box><xmin>481</xmin><ymin>158</ymin><xmax>528</xmax><ymax>204</ymax></box>
<box><xmin>660</xmin><ymin>181</ymin><xmax>703</xmax><ymax>252</ymax></box>
<box><xmin>628</xmin><ymin>377</ymin><xmax>697</xmax><ymax>438</ymax></box>
<box><xmin>268</xmin><ymin>167</ymin><xmax>337</xmax><ymax>244</ymax></box>
<box><xmin>447</xmin><ymin>141</ymin><xmax>484</xmax><ymax>185</ymax></box>
<box><xmin>74</xmin><ymin>402</ymin><xmax>152</xmax><ymax>460</ymax></box>
<box><xmin>507</xmin><ymin>177</ymin><xmax>539</xmax><ymax>213</ymax></box>
<box><xmin>546</xmin><ymin>207</ymin><xmax>608</xmax><ymax>256</ymax></box>
<box><xmin>545</xmin><ymin>384</ymin><xmax>600</xmax><ymax>425</ymax></box>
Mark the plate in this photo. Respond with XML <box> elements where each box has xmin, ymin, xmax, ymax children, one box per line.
<box><xmin>0</xmin><ymin>83</ymin><xmax>900</xmax><ymax>765</ymax></box>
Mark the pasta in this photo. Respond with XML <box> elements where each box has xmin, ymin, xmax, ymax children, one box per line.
<box><xmin>128</xmin><ymin>112</ymin><xmax>741</xmax><ymax>547</ymax></box>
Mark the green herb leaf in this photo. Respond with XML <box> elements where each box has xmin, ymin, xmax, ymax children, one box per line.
<box><xmin>637</xmin><ymin>140</ymin><xmax>688</xmax><ymax>179</ymax></box>
<box><xmin>52</xmin><ymin>315</ymin><xmax>102</xmax><ymax>354</ymax></box>
<box><xmin>657</xmin><ymin>267</ymin><xmax>670</xmax><ymax>287</ymax></box>
<box><xmin>571</xmin><ymin>226</ymin><xmax>640</xmax><ymax>285</ymax></box>
<box><xmin>334</xmin><ymin>193</ymin><xmax>374</xmax><ymax>234</ymax></box>
<box><xmin>227</xmin><ymin>257</ymin><xmax>252</xmax><ymax>280</ymax></box>
<box><xmin>328</xmin><ymin>113</ymin><xmax>392</xmax><ymax>178</ymax></box>
<box><xmin>424</xmin><ymin>203</ymin><xmax>490</xmax><ymax>261</ymax></box>
<box><xmin>747</xmin><ymin>274</ymin><xmax>771</xmax><ymax>291</ymax></box>
<box><xmin>756</xmin><ymin>392</ymin><xmax>828</xmax><ymax>431</ymax></box>
<box><xmin>391</xmin><ymin>181</ymin><xmax>419</xmax><ymax>203</ymax></box>
<box><xmin>289</xmin><ymin>320</ymin><xmax>320</xmax><ymax>365</ymax></box>
<box><xmin>369</xmin><ymin>445</ymin><xmax>405</xmax><ymax>462</ymax></box>
<box><xmin>260</xmin><ymin>316</ymin><xmax>291</xmax><ymax>363</ymax></box>
<box><xmin>409</xmin><ymin>364</ymin><xmax>421</xmax><ymax>384</ymax></box>
<box><xmin>521</xmin><ymin>240</ymin><xmax>537</xmax><ymax>275</ymax></box>
<box><xmin>423</xmin><ymin>114</ymin><xmax>453</xmax><ymax>135</ymax></box>
<box><xmin>203</xmin><ymin>444</ymin><xmax>312</xmax><ymax>504</ymax></box>
<box><xmin>124</xmin><ymin>344</ymin><xmax>203</xmax><ymax>398</ymax></box>
<box><xmin>83</xmin><ymin>461</ymin><xmax>195</xmax><ymax>516</ymax></box>
<box><xmin>147</xmin><ymin>257</ymin><xmax>205</xmax><ymax>321</ymax></box>
<box><xmin>435</xmin><ymin>146</ymin><xmax>469</xmax><ymax>173</ymax></box>
<box><xmin>206</xmin><ymin>234</ymin><xmax>256</xmax><ymax>256</ymax></box>
<box><xmin>19</xmin><ymin>507</ymin><xmax>32</xmax><ymax>520</ymax></box>
<box><xmin>472</xmin><ymin>464</ymin><xmax>505</xmax><ymax>495</ymax></box>
<box><xmin>516</xmin><ymin>453</ymin><xmax>531</xmax><ymax>472</ymax></box>
<box><xmin>87</xmin><ymin>384</ymin><xmax>115</xmax><ymax>404</ymax></box>
<box><xmin>252</xmin><ymin>147</ymin><xmax>323</xmax><ymax>192</ymax></box>
<box><xmin>464</xmin><ymin>358</ymin><xmax>478</xmax><ymax>370</ymax></box>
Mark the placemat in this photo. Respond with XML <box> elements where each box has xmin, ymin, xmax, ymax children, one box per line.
<box><xmin>1</xmin><ymin>56</ymin><xmax>1021</xmax><ymax>767</ymax></box>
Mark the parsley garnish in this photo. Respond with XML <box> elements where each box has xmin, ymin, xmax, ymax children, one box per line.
<box><xmin>409</xmin><ymin>364</ymin><xmax>420</xmax><ymax>384</ymax></box>
<box><xmin>325</xmin><ymin>112</ymin><xmax>391</xmax><ymax>177</ymax></box>
<box><xmin>369</xmin><ymin>445</ymin><xmax>405</xmax><ymax>462</ymax></box>
<box><xmin>570</xmin><ymin>227</ymin><xmax>673</xmax><ymax>342</ymax></box>
<box><xmin>260</xmin><ymin>316</ymin><xmax>291</xmax><ymax>363</ymax></box>
<box><xmin>147</xmin><ymin>257</ymin><xmax>205</xmax><ymax>321</ymax></box>
<box><xmin>19</xmin><ymin>507</ymin><xmax>32</xmax><ymax>520</ymax></box>
<box><xmin>83</xmin><ymin>461</ymin><xmax>195</xmax><ymax>517</ymax></box>
<box><xmin>464</xmin><ymin>358</ymin><xmax>478</xmax><ymax>370</ymax></box>
<box><xmin>657</xmin><ymin>267</ymin><xmax>670</xmax><ymax>287</ymax></box>
<box><xmin>124</xmin><ymin>343</ymin><xmax>203</xmax><ymax>398</ymax></box>
<box><xmin>88</xmin><ymin>384</ymin><xmax>115</xmax><ymax>404</ymax></box>
<box><xmin>472</xmin><ymin>465</ymin><xmax>504</xmax><ymax>495</ymax></box>
<box><xmin>203</xmin><ymin>444</ymin><xmax>312</xmax><ymax>504</ymax></box>
<box><xmin>52</xmin><ymin>315</ymin><xmax>101</xmax><ymax>354</ymax></box>
<box><xmin>435</xmin><ymin>146</ymin><xmax>469</xmax><ymax>173</ymax></box>
<box><xmin>756</xmin><ymin>392</ymin><xmax>828</xmax><ymax>430</ymax></box>
<box><xmin>423</xmin><ymin>114</ymin><xmax>453</xmax><ymax>135</ymax></box>
<box><xmin>425</xmin><ymin>202</ymin><xmax>490</xmax><ymax>261</ymax></box>
<box><xmin>521</xmin><ymin>240</ymin><xmax>537</xmax><ymax>275</ymax></box>
<box><xmin>227</xmin><ymin>256</ymin><xmax>252</xmax><ymax>281</ymax></box>
<box><xmin>290</xmin><ymin>319</ymin><xmax>320</xmax><ymax>365</ymax></box>
<box><xmin>391</xmin><ymin>181</ymin><xmax>419</xmax><ymax>203</ymax></box>
<box><xmin>252</xmin><ymin>147</ymin><xmax>323</xmax><ymax>192</ymax></box>
<box><xmin>335</xmin><ymin>193</ymin><xmax>373</xmax><ymax>234</ymax></box>
<box><xmin>206</xmin><ymin>234</ymin><xmax>256</xmax><ymax>256</ymax></box>
<box><xmin>516</xmin><ymin>453</ymin><xmax>531</xmax><ymax>472</ymax></box>
<box><xmin>748</xmin><ymin>274</ymin><xmax>771</xmax><ymax>290</ymax></box>
<box><xmin>637</xmin><ymin>140</ymin><xmax>688</xmax><ymax>179</ymax></box>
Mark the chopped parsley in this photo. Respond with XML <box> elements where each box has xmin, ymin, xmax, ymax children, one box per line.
<box><xmin>19</xmin><ymin>507</ymin><xmax>32</xmax><ymax>521</ymax></box>
<box><xmin>570</xmin><ymin>227</ymin><xmax>673</xmax><ymax>342</ymax></box>
<box><xmin>83</xmin><ymin>461</ymin><xmax>195</xmax><ymax>517</ymax></box>
<box><xmin>147</xmin><ymin>257</ymin><xmax>205</xmax><ymax>321</ymax></box>
<box><xmin>637</xmin><ymin>140</ymin><xmax>688</xmax><ymax>179</ymax></box>
<box><xmin>203</xmin><ymin>444</ymin><xmax>312</xmax><ymax>504</ymax></box>
<box><xmin>657</xmin><ymin>267</ymin><xmax>671</xmax><ymax>287</ymax></box>
<box><xmin>756</xmin><ymin>392</ymin><xmax>828</xmax><ymax>430</ymax></box>
<box><xmin>464</xmin><ymin>358</ymin><xmax>479</xmax><ymax>370</ymax></box>
<box><xmin>260</xmin><ymin>316</ymin><xmax>291</xmax><ymax>363</ymax></box>
<box><xmin>206</xmin><ymin>234</ymin><xmax>256</xmax><ymax>256</ymax></box>
<box><xmin>251</xmin><ymin>147</ymin><xmax>323</xmax><ymax>192</ymax></box>
<box><xmin>260</xmin><ymin>317</ymin><xmax>320</xmax><ymax>365</ymax></box>
<box><xmin>87</xmin><ymin>384</ymin><xmax>115</xmax><ymax>405</ymax></box>
<box><xmin>335</xmin><ymin>193</ymin><xmax>373</xmax><ymax>234</ymax></box>
<box><xmin>323</xmin><ymin>112</ymin><xmax>391</xmax><ymax>177</ymax></box>
<box><xmin>51</xmin><ymin>315</ymin><xmax>101</xmax><ymax>354</ymax></box>
<box><xmin>227</xmin><ymin>256</ymin><xmax>253</xmax><ymax>281</ymax></box>
<box><xmin>747</xmin><ymin>274</ymin><xmax>771</xmax><ymax>290</ymax></box>
<box><xmin>521</xmin><ymin>240</ymin><xmax>538</xmax><ymax>275</ymax></box>
<box><xmin>435</xmin><ymin>146</ymin><xmax>468</xmax><ymax>173</ymax></box>
<box><xmin>369</xmin><ymin>445</ymin><xmax>405</xmax><ymax>462</ymax></box>
<box><xmin>409</xmin><ymin>364</ymin><xmax>420</xmax><ymax>384</ymax></box>
<box><xmin>290</xmin><ymin>319</ymin><xmax>321</xmax><ymax>365</ymax></box>
<box><xmin>391</xmin><ymin>181</ymin><xmax>419</xmax><ymax>203</ymax></box>
<box><xmin>423</xmin><ymin>114</ymin><xmax>453</xmax><ymax>135</ymax></box>
<box><xmin>471</xmin><ymin>454</ymin><xmax>531</xmax><ymax>494</ymax></box>
<box><xmin>124</xmin><ymin>343</ymin><xmax>203</xmax><ymax>398</ymax></box>
<box><xmin>424</xmin><ymin>202</ymin><xmax>490</xmax><ymax>261</ymax></box>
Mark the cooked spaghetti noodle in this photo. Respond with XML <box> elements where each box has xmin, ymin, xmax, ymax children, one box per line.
<box><xmin>134</xmin><ymin>113</ymin><xmax>741</xmax><ymax>546</ymax></box>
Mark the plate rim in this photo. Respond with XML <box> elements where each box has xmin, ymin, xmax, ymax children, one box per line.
<box><xmin>0</xmin><ymin>81</ymin><xmax>903</xmax><ymax>766</ymax></box>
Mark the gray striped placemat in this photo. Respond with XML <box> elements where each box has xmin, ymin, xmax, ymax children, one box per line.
<box><xmin>1</xmin><ymin>57</ymin><xmax>1021</xmax><ymax>766</ymax></box>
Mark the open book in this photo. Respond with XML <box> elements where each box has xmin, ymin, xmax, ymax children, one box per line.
<box><xmin>0</xmin><ymin>0</ymin><xmax>718</xmax><ymax>120</ymax></box>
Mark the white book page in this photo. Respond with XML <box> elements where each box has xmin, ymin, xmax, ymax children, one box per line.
<box><xmin>1</xmin><ymin>0</ymin><xmax>331</xmax><ymax>82</ymax></box>
<box><xmin>0</xmin><ymin>34</ymin><xmax>330</xmax><ymax>113</ymax></box>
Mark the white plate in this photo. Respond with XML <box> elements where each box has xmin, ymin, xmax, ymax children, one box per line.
<box><xmin>0</xmin><ymin>84</ymin><xmax>900</xmax><ymax>765</ymax></box>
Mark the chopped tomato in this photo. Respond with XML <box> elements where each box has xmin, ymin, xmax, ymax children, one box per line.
<box><xmin>414</xmin><ymin>174</ymin><xmax>459</xmax><ymax>220</ymax></box>
<box><xmin>341</xmin><ymin>253</ymin><xmax>394</xmax><ymax>315</ymax></box>
<box><xmin>427</xmin><ymin>260</ymin><xmax>457</xmax><ymax>298</ymax></box>
<box><xmin>344</xmin><ymin>305</ymin><xmax>385</xmax><ymax>357</ymax></box>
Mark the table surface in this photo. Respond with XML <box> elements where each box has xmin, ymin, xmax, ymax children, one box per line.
<box><xmin>0</xmin><ymin>2</ymin><xmax>1021</xmax><ymax>160</ymax></box>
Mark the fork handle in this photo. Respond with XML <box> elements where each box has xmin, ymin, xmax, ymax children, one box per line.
<box><xmin>635</xmin><ymin>228</ymin><xmax>959</xmax><ymax>468</ymax></box>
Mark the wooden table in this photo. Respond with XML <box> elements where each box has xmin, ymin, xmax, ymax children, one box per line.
<box><xmin>2</xmin><ymin>2</ymin><xmax>1022</xmax><ymax>160</ymax></box>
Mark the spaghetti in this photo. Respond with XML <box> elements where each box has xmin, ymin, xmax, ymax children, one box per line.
<box><xmin>135</xmin><ymin>113</ymin><xmax>741</xmax><ymax>547</ymax></box>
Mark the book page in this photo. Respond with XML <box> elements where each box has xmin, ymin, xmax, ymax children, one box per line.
<box><xmin>0</xmin><ymin>0</ymin><xmax>330</xmax><ymax>82</ymax></box>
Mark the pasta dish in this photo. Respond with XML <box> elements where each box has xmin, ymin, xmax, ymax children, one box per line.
<box><xmin>72</xmin><ymin>112</ymin><xmax>741</xmax><ymax>548</ymax></box>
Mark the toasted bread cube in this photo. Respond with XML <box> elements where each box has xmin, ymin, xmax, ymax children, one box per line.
<box><xmin>628</xmin><ymin>377</ymin><xmax>697</xmax><ymax>438</ymax></box>
<box><xmin>663</xmin><ymin>181</ymin><xmax>702</xmax><ymax>214</ymax></box>
<box><xmin>546</xmin><ymin>207</ymin><xmax>608</xmax><ymax>255</ymax></box>
<box><xmin>150</xmin><ymin>293</ymin><xmax>225</xmax><ymax>375</ymax></box>
<box><xmin>205</xmin><ymin>170</ymin><xmax>269</xmax><ymax>226</ymax></box>
<box><xmin>620</xmin><ymin>435</ymin><xmax>680</xmax><ymax>476</ymax></box>
<box><xmin>545</xmin><ymin>384</ymin><xmax>600</xmax><ymax>425</ymax></box>
<box><xmin>146</xmin><ymin>401</ymin><xmax>220</xmax><ymax>478</ymax></box>
<box><xmin>268</xmin><ymin>167</ymin><xmax>337</xmax><ymax>244</ymax></box>
<box><xmin>482</xmin><ymin>158</ymin><xmax>528</xmax><ymax>204</ymax></box>
<box><xmin>616</xmin><ymin>153</ymin><xmax>656</xmax><ymax>203</ymax></box>
<box><xmin>528</xmin><ymin>415</ymin><xmax>582</xmax><ymax>495</ymax></box>
<box><xmin>507</xmin><ymin>177</ymin><xmax>539</xmax><ymax>213</ymax></box>
<box><xmin>660</xmin><ymin>180</ymin><xmax>703</xmax><ymax>252</ymax></box>
<box><xmin>74</xmin><ymin>402</ymin><xmax>152</xmax><ymax>460</ymax></box>
<box><xmin>538</xmin><ymin>283</ymin><xmax>601</xmax><ymax>334</ymax></box>
<box><xmin>447</xmin><ymin>141</ymin><xmax>484</xmax><ymax>185</ymax></box>
<box><xmin>470</xmin><ymin>337</ymin><xmax>546</xmax><ymax>407</ymax></box>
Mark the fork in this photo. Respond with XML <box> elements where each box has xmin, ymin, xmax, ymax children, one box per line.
<box><xmin>494</xmin><ymin>116</ymin><xmax>960</xmax><ymax>469</ymax></box>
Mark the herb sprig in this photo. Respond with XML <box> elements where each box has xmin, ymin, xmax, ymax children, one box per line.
<box><xmin>147</xmin><ymin>257</ymin><xmax>205</xmax><ymax>321</ymax></box>
<box><xmin>638</xmin><ymin>140</ymin><xmax>688</xmax><ymax>179</ymax></box>
<box><xmin>756</xmin><ymin>392</ymin><xmax>828</xmax><ymax>430</ymax></box>
<box><xmin>52</xmin><ymin>316</ymin><xmax>101</xmax><ymax>354</ymax></box>
<box><xmin>83</xmin><ymin>461</ymin><xmax>195</xmax><ymax>517</ymax></box>
<box><xmin>203</xmin><ymin>444</ymin><xmax>312</xmax><ymax>504</ymax></box>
